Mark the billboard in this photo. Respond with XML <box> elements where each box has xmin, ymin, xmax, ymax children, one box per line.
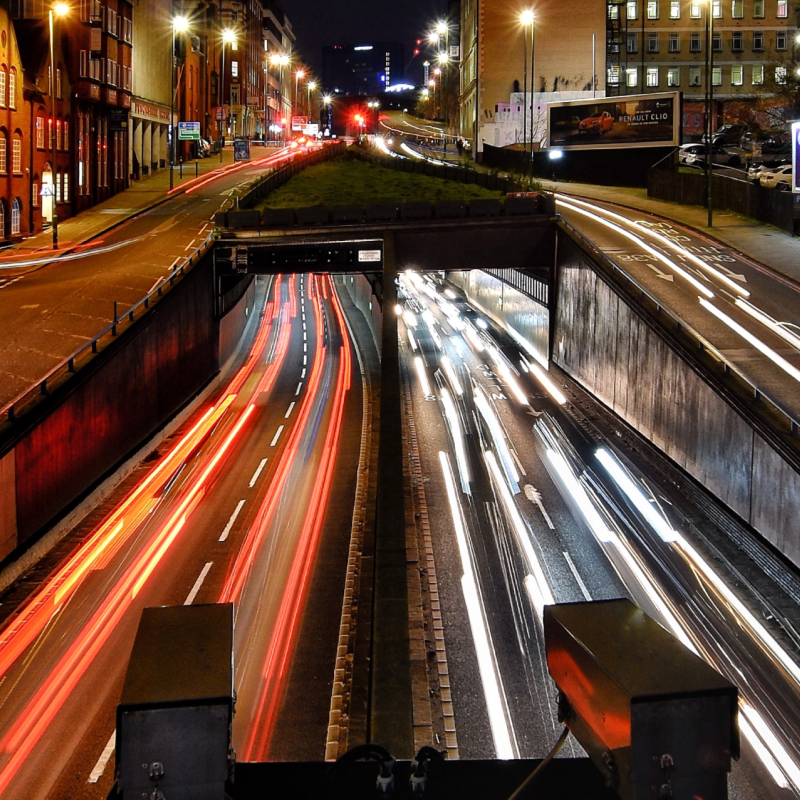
<box><xmin>291</xmin><ymin>115</ymin><xmax>308</xmax><ymax>131</ymax></box>
<box><xmin>792</xmin><ymin>121</ymin><xmax>800</xmax><ymax>194</ymax></box>
<box><xmin>548</xmin><ymin>92</ymin><xmax>680</xmax><ymax>151</ymax></box>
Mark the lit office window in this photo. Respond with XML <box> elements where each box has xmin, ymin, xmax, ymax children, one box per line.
<box><xmin>669</xmin><ymin>0</ymin><xmax>680</xmax><ymax>17</ymax></box>
<box><xmin>777</xmin><ymin>0</ymin><xmax>787</xmax><ymax>17</ymax></box>
<box><xmin>731</xmin><ymin>64</ymin><xmax>743</xmax><ymax>85</ymax></box>
<box><xmin>667</xmin><ymin>67</ymin><xmax>680</xmax><ymax>86</ymax></box>
<box><xmin>751</xmin><ymin>64</ymin><xmax>764</xmax><ymax>84</ymax></box>
<box><xmin>646</xmin><ymin>0</ymin><xmax>659</xmax><ymax>18</ymax></box>
<box><xmin>712</xmin><ymin>66</ymin><xmax>722</xmax><ymax>86</ymax></box>
<box><xmin>646</xmin><ymin>67</ymin><xmax>659</xmax><ymax>87</ymax></box>
<box><xmin>626</xmin><ymin>67</ymin><xmax>639</xmax><ymax>86</ymax></box>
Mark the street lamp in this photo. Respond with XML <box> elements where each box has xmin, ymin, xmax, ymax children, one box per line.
<box><xmin>368</xmin><ymin>100</ymin><xmax>380</xmax><ymax>135</ymax></box>
<box><xmin>520</xmin><ymin>10</ymin><xmax>535</xmax><ymax>176</ymax></box>
<box><xmin>169</xmin><ymin>15</ymin><xmax>190</xmax><ymax>189</ymax></box>
<box><xmin>48</xmin><ymin>1</ymin><xmax>69</xmax><ymax>248</ymax></box>
<box><xmin>269</xmin><ymin>54</ymin><xmax>289</xmax><ymax>143</ymax></box>
<box><xmin>294</xmin><ymin>69</ymin><xmax>304</xmax><ymax>120</ymax></box>
<box><xmin>704</xmin><ymin>0</ymin><xmax>714</xmax><ymax>227</ymax></box>
<box><xmin>433</xmin><ymin>68</ymin><xmax>441</xmax><ymax>120</ymax></box>
<box><xmin>219</xmin><ymin>28</ymin><xmax>236</xmax><ymax>161</ymax></box>
<box><xmin>307</xmin><ymin>80</ymin><xmax>316</xmax><ymax>122</ymax></box>
<box><xmin>437</xmin><ymin>54</ymin><xmax>450</xmax><ymax>152</ymax></box>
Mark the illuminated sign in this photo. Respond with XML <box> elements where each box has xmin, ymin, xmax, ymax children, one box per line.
<box><xmin>548</xmin><ymin>92</ymin><xmax>680</xmax><ymax>151</ymax></box>
<box><xmin>358</xmin><ymin>250</ymin><xmax>381</xmax><ymax>262</ymax></box>
<box><xmin>354</xmin><ymin>45</ymin><xmax>373</xmax><ymax>51</ymax></box>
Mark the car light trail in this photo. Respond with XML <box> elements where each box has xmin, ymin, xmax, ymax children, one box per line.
<box><xmin>414</xmin><ymin>356</ymin><xmax>434</xmax><ymax>398</ymax></box>
<box><xmin>557</xmin><ymin>198</ymin><xmax>715</xmax><ymax>299</ymax></box>
<box><xmin>735</xmin><ymin>298</ymin><xmax>800</xmax><ymax>353</ymax></box>
<box><xmin>243</xmin><ymin>276</ymin><xmax>353</xmax><ymax>761</ymax></box>
<box><xmin>486</xmin><ymin>346</ymin><xmax>528</xmax><ymax>405</ymax></box>
<box><xmin>484</xmin><ymin>451</ymin><xmax>554</xmax><ymax>623</ymax></box>
<box><xmin>440</xmin><ymin>388</ymin><xmax>470</xmax><ymax>493</ymax></box>
<box><xmin>739</xmin><ymin>701</ymin><xmax>800</xmax><ymax>791</ymax></box>
<box><xmin>474</xmin><ymin>389</ymin><xmax>519</xmax><ymax>492</ymax></box>
<box><xmin>559</xmin><ymin>195</ymin><xmax>750</xmax><ymax>298</ymax></box>
<box><xmin>595</xmin><ymin>448</ymin><xmax>677</xmax><ymax>542</ymax></box>
<box><xmin>439</xmin><ymin>451</ymin><xmax>516</xmax><ymax>760</ymax></box>
<box><xmin>530</xmin><ymin>364</ymin><xmax>567</xmax><ymax>406</ymax></box>
<box><xmin>440</xmin><ymin>355</ymin><xmax>463</xmax><ymax>395</ymax></box>
<box><xmin>462</xmin><ymin>323</ymin><xmax>485</xmax><ymax>353</ymax></box>
<box><xmin>407</xmin><ymin>330</ymin><xmax>418</xmax><ymax>351</ymax></box>
<box><xmin>699</xmin><ymin>297</ymin><xmax>800</xmax><ymax>384</ymax></box>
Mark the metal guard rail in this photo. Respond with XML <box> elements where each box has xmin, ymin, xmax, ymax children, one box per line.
<box><xmin>1</xmin><ymin>233</ymin><xmax>215</xmax><ymax>424</ymax></box>
<box><xmin>557</xmin><ymin>214</ymin><xmax>800</xmax><ymax>441</ymax></box>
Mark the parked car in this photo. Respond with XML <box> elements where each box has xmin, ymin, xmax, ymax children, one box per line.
<box><xmin>578</xmin><ymin>111</ymin><xmax>614</xmax><ymax>135</ymax></box>
<box><xmin>702</xmin><ymin>123</ymin><xmax>745</xmax><ymax>146</ymax></box>
<box><xmin>759</xmin><ymin>164</ymin><xmax>793</xmax><ymax>191</ymax></box>
<box><xmin>747</xmin><ymin>159</ymin><xmax>789</xmax><ymax>183</ymax></box>
<box><xmin>678</xmin><ymin>143</ymin><xmax>741</xmax><ymax>168</ymax></box>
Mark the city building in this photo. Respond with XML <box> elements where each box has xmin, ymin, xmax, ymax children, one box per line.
<box><xmin>322</xmin><ymin>42</ymin><xmax>404</xmax><ymax>96</ymax></box>
<box><xmin>459</xmin><ymin>0</ymin><xmax>605</xmax><ymax>158</ymax></box>
<box><xmin>606</xmin><ymin>0</ymin><xmax>800</xmax><ymax>135</ymax></box>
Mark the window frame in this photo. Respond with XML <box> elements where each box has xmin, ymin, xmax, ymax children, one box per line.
<box><xmin>646</xmin><ymin>66</ymin><xmax>659</xmax><ymax>87</ymax></box>
<box><xmin>647</xmin><ymin>32</ymin><xmax>660</xmax><ymax>53</ymax></box>
<box><xmin>730</xmin><ymin>64</ymin><xmax>743</xmax><ymax>85</ymax></box>
<box><xmin>668</xmin><ymin>32</ymin><xmax>680</xmax><ymax>52</ymax></box>
<box><xmin>667</xmin><ymin>66</ymin><xmax>680</xmax><ymax>86</ymax></box>
<box><xmin>646</xmin><ymin>0</ymin><xmax>659</xmax><ymax>19</ymax></box>
<box><xmin>669</xmin><ymin>0</ymin><xmax>680</xmax><ymax>18</ymax></box>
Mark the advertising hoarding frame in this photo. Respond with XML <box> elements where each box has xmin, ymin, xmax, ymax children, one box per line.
<box><xmin>547</xmin><ymin>91</ymin><xmax>681</xmax><ymax>152</ymax></box>
<box><xmin>792</xmin><ymin>121</ymin><xmax>800</xmax><ymax>195</ymax></box>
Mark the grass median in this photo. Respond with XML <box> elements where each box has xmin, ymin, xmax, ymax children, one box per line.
<box><xmin>256</xmin><ymin>151</ymin><xmax>503</xmax><ymax>210</ymax></box>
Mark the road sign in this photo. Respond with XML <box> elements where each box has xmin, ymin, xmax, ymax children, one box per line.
<box><xmin>233</xmin><ymin>139</ymin><xmax>250</xmax><ymax>162</ymax></box>
<box><xmin>291</xmin><ymin>115</ymin><xmax>308</xmax><ymax>131</ymax></box>
<box><xmin>178</xmin><ymin>121</ymin><xmax>201</xmax><ymax>140</ymax></box>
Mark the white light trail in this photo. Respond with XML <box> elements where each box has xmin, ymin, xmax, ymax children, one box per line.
<box><xmin>439</xmin><ymin>451</ymin><xmax>515</xmax><ymax>759</ymax></box>
<box><xmin>414</xmin><ymin>356</ymin><xmax>433</xmax><ymax>398</ymax></box>
<box><xmin>407</xmin><ymin>330</ymin><xmax>418</xmax><ymax>351</ymax></box>
<box><xmin>486</xmin><ymin>346</ymin><xmax>528</xmax><ymax>405</ymax></box>
<box><xmin>441</xmin><ymin>355</ymin><xmax>463</xmax><ymax>395</ymax></box>
<box><xmin>559</xmin><ymin>195</ymin><xmax>749</xmax><ymax>297</ymax></box>
<box><xmin>735</xmin><ymin>298</ymin><xmax>800</xmax><ymax>353</ymax></box>
<box><xmin>531</xmin><ymin>364</ymin><xmax>567</xmax><ymax>405</ymax></box>
<box><xmin>739</xmin><ymin>701</ymin><xmax>799</xmax><ymax>790</ymax></box>
<box><xmin>441</xmin><ymin>388</ymin><xmax>470</xmax><ymax>492</ymax></box>
<box><xmin>699</xmin><ymin>298</ymin><xmax>800</xmax><ymax>384</ymax></box>
<box><xmin>557</xmin><ymin>199</ymin><xmax>715</xmax><ymax>298</ymax></box>
<box><xmin>474</xmin><ymin>390</ymin><xmax>519</xmax><ymax>492</ymax></box>
<box><xmin>596</xmin><ymin>448</ymin><xmax>677</xmax><ymax>542</ymax></box>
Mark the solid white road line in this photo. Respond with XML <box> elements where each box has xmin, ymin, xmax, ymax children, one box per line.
<box><xmin>87</xmin><ymin>731</ymin><xmax>117</xmax><ymax>784</ymax></box>
<box><xmin>271</xmin><ymin>425</ymin><xmax>284</xmax><ymax>446</ymax></box>
<box><xmin>219</xmin><ymin>500</ymin><xmax>246</xmax><ymax>542</ymax></box>
<box><xmin>563</xmin><ymin>552</ymin><xmax>592</xmax><ymax>601</ymax></box>
<box><xmin>184</xmin><ymin>562</ymin><xmax>213</xmax><ymax>605</ymax></box>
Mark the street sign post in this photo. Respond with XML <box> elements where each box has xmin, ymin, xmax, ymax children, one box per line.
<box><xmin>178</xmin><ymin>121</ymin><xmax>201</xmax><ymax>141</ymax></box>
<box><xmin>233</xmin><ymin>139</ymin><xmax>251</xmax><ymax>162</ymax></box>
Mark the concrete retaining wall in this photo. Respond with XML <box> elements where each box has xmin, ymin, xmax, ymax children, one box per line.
<box><xmin>553</xmin><ymin>234</ymin><xmax>800</xmax><ymax>565</ymax></box>
<box><xmin>338</xmin><ymin>274</ymin><xmax>382</xmax><ymax>354</ymax></box>
<box><xmin>0</xmin><ymin>255</ymin><xmax>252</xmax><ymax>562</ymax></box>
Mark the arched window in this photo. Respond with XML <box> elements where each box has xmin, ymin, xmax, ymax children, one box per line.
<box><xmin>12</xmin><ymin>134</ymin><xmax>22</xmax><ymax>174</ymax></box>
<box><xmin>11</xmin><ymin>198</ymin><xmax>21</xmax><ymax>235</ymax></box>
<box><xmin>0</xmin><ymin>67</ymin><xmax>6</xmax><ymax>108</ymax></box>
<box><xmin>0</xmin><ymin>200</ymin><xmax>5</xmax><ymax>238</ymax></box>
<box><xmin>0</xmin><ymin>132</ymin><xmax>6</xmax><ymax>174</ymax></box>
<box><xmin>8</xmin><ymin>69</ymin><xmax>15</xmax><ymax>109</ymax></box>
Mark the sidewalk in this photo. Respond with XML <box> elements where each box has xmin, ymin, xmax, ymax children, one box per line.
<box><xmin>547</xmin><ymin>180</ymin><xmax>800</xmax><ymax>287</ymax></box>
<box><xmin>3</xmin><ymin>147</ymin><xmax>237</xmax><ymax>263</ymax></box>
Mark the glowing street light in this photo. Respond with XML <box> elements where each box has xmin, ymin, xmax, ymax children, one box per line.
<box><xmin>48</xmin><ymin>1</ymin><xmax>69</xmax><ymax>247</ymax></box>
<box><xmin>269</xmin><ymin>53</ymin><xmax>290</xmax><ymax>143</ymax></box>
<box><xmin>219</xmin><ymin>28</ymin><xmax>236</xmax><ymax>159</ymax></box>
<box><xmin>295</xmin><ymin>68</ymin><xmax>305</xmax><ymax>118</ymax></box>
<box><xmin>169</xmin><ymin>15</ymin><xmax>190</xmax><ymax>190</ymax></box>
<box><xmin>520</xmin><ymin>9</ymin><xmax>534</xmax><ymax>175</ymax></box>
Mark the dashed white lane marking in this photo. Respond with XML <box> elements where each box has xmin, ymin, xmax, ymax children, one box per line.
<box><xmin>184</xmin><ymin>239</ymin><xmax>197</xmax><ymax>251</ymax></box>
<box><xmin>303</xmin><ymin>341</ymin><xmax>307</xmax><ymax>352</ymax></box>
<box><xmin>271</xmin><ymin>425</ymin><xmax>284</xmax><ymax>446</ymax></box>
<box><xmin>87</xmin><ymin>731</ymin><xmax>117</xmax><ymax>784</ymax></box>
<box><xmin>219</xmin><ymin>500</ymin><xmax>246</xmax><ymax>542</ymax></box>
<box><xmin>524</xmin><ymin>484</ymin><xmax>555</xmax><ymax>530</ymax></box>
<box><xmin>184</xmin><ymin>562</ymin><xmax>214</xmax><ymax>605</ymax></box>
<box><xmin>301</xmin><ymin>368</ymin><xmax>306</xmax><ymax>379</ymax></box>
<box><xmin>249</xmin><ymin>458</ymin><xmax>268</xmax><ymax>487</ymax></box>
<box><xmin>285</xmin><ymin>402</ymin><xmax>295</xmax><ymax>418</ymax></box>
<box><xmin>170</xmin><ymin>257</ymin><xmax>181</xmax><ymax>269</ymax></box>
<box><xmin>511</xmin><ymin>448</ymin><xmax>527</xmax><ymax>477</ymax></box>
<box><xmin>295</xmin><ymin>382</ymin><xmax>303</xmax><ymax>396</ymax></box>
<box><xmin>563</xmin><ymin>552</ymin><xmax>592</xmax><ymax>601</ymax></box>
<box><xmin>20</xmin><ymin>304</ymin><xmax>39</xmax><ymax>309</ymax></box>
<box><xmin>303</xmin><ymin>355</ymin><xmax>307</xmax><ymax>366</ymax></box>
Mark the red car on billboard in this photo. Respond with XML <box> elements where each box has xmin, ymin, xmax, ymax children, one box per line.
<box><xmin>578</xmin><ymin>110</ymin><xmax>614</xmax><ymax>135</ymax></box>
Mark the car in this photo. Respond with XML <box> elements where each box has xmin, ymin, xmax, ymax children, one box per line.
<box><xmin>555</xmin><ymin>115</ymin><xmax>581</xmax><ymax>130</ymax></box>
<box><xmin>759</xmin><ymin>163</ymin><xmax>793</xmax><ymax>190</ymax></box>
<box><xmin>678</xmin><ymin>143</ymin><xmax>741</xmax><ymax>168</ymax></box>
<box><xmin>747</xmin><ymin>159</ymin><xmax>789</xmax><ymax>183</ymax></box>
<box><xmin>702</xmin><ymin>123</ymin><xmax>745</xmax><ymax>146</ymax></box>
<box><xmin>578</xmin><ymin>111</ymin><xmax>614</xmax><ymax>135</ymax></box>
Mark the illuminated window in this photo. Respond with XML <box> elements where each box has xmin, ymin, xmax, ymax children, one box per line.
<box><xmin>775</xmin><ymin>65</ymin><xmax>787</xmax><ymax>84</ymax></box>
<box><xmin>646</xmin><ymin>67</ymin><xmax>659</xmax><ymax>87</ymax></box>
<box><xmin>36</xmin><ymin>116</ymin><xmax>44</xmax><ymax>148</ymax></box>
<box><xmin>667</xmin><ymin>67</ymin><xmax>680</xmax><ymax>86</ymax></box>
<box><xmin>777</xmin><ymin>0</ymin><xmax>787</xmax><ymax>17</ymax></box>
<box><xmin>0</xmin><ymin>70</ymin><xmax>6</xmax><ymax>107</ymax></box>
<box><xmin>689</xmin><ymin>66</ymin><xmax>701</xmax><ymax>86</ymax></box>
<box><xmin>712</xmin><ymin>0</ymin><xmax>721</xmax><ymax>18</ymax></box>
<box><xmin>0</xmin><ymin>135</ymin><xmax>6</xmax><ymax>173</ymax></box>
<box><xmin>8</xmin><ymin>70</ymin><xmax>14</xmax><ymax>108</ymax></box>
<box><xmin>669</xmin><ymin>0</ymin><xmax>680</xmax><ymax>17</ymax></box>
<box><xmin>607</xmin><ymin>65</ymin><xmax>621</xmax><ymax>84</ymax></box>
<box><xmin>731</xmin><ymin>0</ymin><xmax>743</xmax><ymax>17</ymax></box>
<box><xmin>626</xmin><ymin>67</ymin><xmax>638</xmax><ymax>87</ymax></box>
<box><xmin>689</xmin><ymin>0</ymin><xmax>701</xmax><ymax>17</ymax></box>
<box><xmin>231</xmin><ymin>60</ymin><xmax>238</xmax><ymax>77</ymax></box>
<box><xmin>752</xmin><ymin>63</ymin><xmax>764</xmax><ymax>84</ymax></box>
<box><xmin>626</xmin><ymin>0</ymin><xmax>638</xmax><ymax>19</ymax></box>
<box><xmin>608</xmin><ymin>3</ymin><xmax>620</xmax><ymax>19</ymax></box>
<box><xmin>12</xmin><ymin>136</ymin><xmax>21</xmax><ymax>173</ymax></box>
<box><xmin>731</xmin><ymin>64</ymin><xmax>743</xmax><ymax>85</ymax></box>
<box><xmin>646</xmin><ymin>0</ymin><xmax>659</xmax><ymax>18</ymax></box>
<box><xmin>627</xmin><ymin>32</ymin><xmax>639</xmax><ymax>52</ymax></box>
<box><xmin>63</xmin><ymin>172</ymin><xmax>69</xmax><ymax>201</ymax></box>
<box><xmin>712</xmin><ymin>66</ymin><xmax>722</xmax><ymax>86</ymax></box>
<box><xmin>752</xmin><ymin>0</ymin><xmax>764</xmax><ymax>16</ymax></box>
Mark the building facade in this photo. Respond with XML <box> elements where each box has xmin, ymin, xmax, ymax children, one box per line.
<box><xmin>459</xmin><ymin>0</ymin><xmax>606</xmax><ymax>158</ymax></box>
<box><xmin>607</xmin><ymin>0</ymin><xmax>800</xmax><ymax>134</ymax></box>
<box><xmin>322</xmin><ymin>42</ymin><xmax>405</xmax><ymax>96</ymax></box>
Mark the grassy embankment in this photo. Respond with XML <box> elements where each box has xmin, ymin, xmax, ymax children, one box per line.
<box><xmin>256</xmin><ymin>151</ymin><xmax>503</xmax><ymax>210</ymax></box>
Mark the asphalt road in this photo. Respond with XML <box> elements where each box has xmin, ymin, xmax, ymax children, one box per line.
<box><xmin>0</xmin><ymin>146</ymin><xmax>305</xmax><ymax>410</ymax></box>
<box><xmin>399</xmin><ymin>271</ymin><xmax>800</xmax><ymax>798</ymax></box>
<box><xmin>0</xmin><ymin>271</ymin><xmax>363</xmax><ymax>798</ymax></box>
<box><xmin>555</xmin><ymin>194</ymin><xmax>800</xmax><ymax>423</ymax></box>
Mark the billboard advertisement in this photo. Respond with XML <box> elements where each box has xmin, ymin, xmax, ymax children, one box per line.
<box><xmin>548</xmin><ymin>92</ymin><xmax>680</xmax><ymax>151</ymax></box>
<box><xmin>792</xmin><ymin>121</ymin><xmax>800</xmax><ymax>194</ymax></box>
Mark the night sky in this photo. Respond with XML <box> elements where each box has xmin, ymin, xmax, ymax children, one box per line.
<box><xmin>284</xmin><ymin>0</ymin><xmax>447</xmax><ymax>82</ymax></box>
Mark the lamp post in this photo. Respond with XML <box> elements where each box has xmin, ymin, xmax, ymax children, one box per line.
<box><xmin>704</xmin><ymin>0</ymin><xmax>714</xmax><ymax>227</ymax></box>
<box><xmin>437</xmin><ymin>53</ymin><xmax>450</xmax><ymax>153</ymax></box>
<box><xmin>219</xmin><ymin>28</ymin><xmax>235</xmax><ymax>161</ymax></box>
<box><xmin>48</xmin><ymin>1</ymin><xmax>69</xmax><ymax>248</ymax></box>
<box><xmin>433</xmin><ymin>68</ymin><xmax>441</xmax><ymax>120</ymax></box>
<box><xmin>270</xmin><ymin>54</ymin><xmax>289</xmax><ymax>143</ymax></box>
<box><xmin>520</xmin><ymin>11</ymin><xmax>532</xmax><ymax>162</ymax></box>
<box><xmin>169</xmin><ymin>15</ymin><xmax>190</xmax><ymax>190</ymax></box>
<box><xmin>322</xmin><ymin>94</ymin><xmax>332</xmax><ymax>136</ymax></box>
<box><xmin>294</xmin><ymin>69</ymin><xmax>304</xmax><ymax>121</ymax></box>
<box><xmin>263</xmin><ymin>56</ymin><xmax>268</xmax><ymax>143</ymax></box>
<box><xmin>307</xmin><ymin>80</ymin><xmax>316</xmax><ymax>122</ymax></box>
